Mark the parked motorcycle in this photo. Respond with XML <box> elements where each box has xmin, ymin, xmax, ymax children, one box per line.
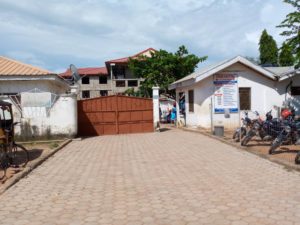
<box><xmin>232</xmin><ymin>111</ymin><xmax>252</xmax><ymax>142</ymax></box>
<box><xmin>241</xmin><ymin>111</ymin><xmax>266</xmax><ymax>146</ymax></box>
<box><xmin>269</xmin><ymin>109</ymin><xmax>300</xmax><ymax>154</ymax></box>
<box><xmin>241</xmin><ymin>110</ymin><xmax>281</xmax><ymax>146</ymax></box>
<box><xmin>295</xmin><ymin>151</ymin><xmax>300</xmax><ymax>164</ymax></box>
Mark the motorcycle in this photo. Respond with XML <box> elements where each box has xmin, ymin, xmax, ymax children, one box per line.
<box><xmin>241</xmin><ymin>110</ymin><xmax>281</xmax><ymax>146</ymax></box>
<box><xmin>232</xmin><ymin>111</ymin><xmax>252</xmax><ymax>142</ymax></box>
<box><xmin>268</xmin><ymin>110</ymin><xmax>300</xmax><ymax>154</ymax></box>
<box><xmin>241</xmin><ymin>111</ymin><xmax>266</xmax><ymax>146</ymax></box>
<box><xmin>295</xmin><ymin>151</ymin><xmax>300</xmax><ymax>164</ymax></box>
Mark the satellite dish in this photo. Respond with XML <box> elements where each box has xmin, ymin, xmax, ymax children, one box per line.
<box><xmin>70</xmin><ymin>64</ymin><xmax>81</xmax><ymax>83</ymax></box>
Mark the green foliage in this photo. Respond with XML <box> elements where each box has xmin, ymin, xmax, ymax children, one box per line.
<box><xmin>124</xmin><ymin>88</ymin><xmax>135</xmax><ymax>96</ymax></box>
<box><xmin>49</xmin><ymin>142</ymin><xmax>59</xmax><ymax>149</ymax></box>
<box><xmin>124</xmin><ymin>86</ymin><xmax>150</xmax><ymax>98</ymax></box>
<box><xmin>277</xmin><ymin>0</ymin><xmax>300</xmax><ymax>67</ymax></box>
<box><xmin>279</xmin><ymin>42</ymin><xmax>295</xmax><ymax>66</ymax></box>
<box><xmin>128</xmin><ymin>45</ymin><xmax>207</xmax><ymax>95</ymax></box>
<box><xmin>259</xmin><ymin>29</ymin><xmax>278</xmax><ymax>65</ymax></box>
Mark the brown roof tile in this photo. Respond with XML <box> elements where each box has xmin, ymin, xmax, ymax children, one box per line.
<box><xmin>0</xmin><ymin>56</ymin><xmax>53</xmax><ymax>76</ymax></box>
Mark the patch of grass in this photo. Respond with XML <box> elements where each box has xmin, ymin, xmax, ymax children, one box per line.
<box><xmin>49</xmin><ymin>142</ymin><xmax>59</xmax><ymax>149</ymax></box>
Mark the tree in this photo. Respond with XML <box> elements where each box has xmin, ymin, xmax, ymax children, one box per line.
<box><xmin>259</xmin><ymin>29</ymin><xmax>279</xmax><ymax>65</ymax></box>
<box><xmin>128</xmin><ymin>45</ymin><xmax>207</xmax><ymax>96</ymax></box>
<box><xmin>277</xmin><ymin>0</ymin><xmax>300</xmax><ymax>67</ymax></box>
<box><xmin>279</xmin><ymin>42</ymin><xmax>295</xmax><ymax>66</ymax></box>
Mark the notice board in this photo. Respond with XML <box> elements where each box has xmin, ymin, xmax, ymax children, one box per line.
<box><xmin>213</xmin><ymin>73</ymin><xmax>238</xmax><ymax>113</ymax></box>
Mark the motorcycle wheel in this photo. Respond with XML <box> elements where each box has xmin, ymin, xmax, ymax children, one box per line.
<box><xmin>232</xmin><ymin>130</ymin><xmax>238</xmax><ymax>140</ymax></box>
<box><xmin>258</xmin><ymin>130</ymin><xmax>265</xmax><ymax>140</ymax></box>
<box><xmin>241</xmin><ymin>128</ymin><xmax>247</xmax><ymax>140</ymax></box>
<box><xmin>241</xmin><ymin>136</ymin><xmax>251</xmax><ymax>146</ymax></box>
<box><xmin>295</xmin><ymin>152</ymin><xmax>300</xmax><ymax>164</ymax></box>
<box><xmin>269</xmin><ymin>140</ymin><xmax>281</xmax><ymax>155</ymax></box>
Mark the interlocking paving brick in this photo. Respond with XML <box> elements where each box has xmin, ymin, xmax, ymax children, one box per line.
<box><xmin>0</xmin><ymin>129</ymin><xmax>299</xmax><ymax>224</ymax></box>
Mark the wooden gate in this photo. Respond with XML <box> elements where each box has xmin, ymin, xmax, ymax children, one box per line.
<box><xmin>77</xmin><ymin>95</ymin><xmax>153</xmax><ymax>136</ymax></box>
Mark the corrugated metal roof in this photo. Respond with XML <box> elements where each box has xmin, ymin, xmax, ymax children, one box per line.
<box><xmin>0</xmin><ymin>56</ymin><xmax>52</xmax><ymax>75</ymax></box>
<box><xmin>263</xmin><ymin>66</ymin><xmax>295</xmax><ymax>77</ymax></box>
<box><xmin>60</xmin><ymin>66</ymin><xmax>108</xmax><ymax>77</ymax></box>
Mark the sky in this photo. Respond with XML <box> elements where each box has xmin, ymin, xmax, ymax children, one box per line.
<box><xmin>0</xmin><ymin>0</ymin><xmax>293</xmax><ymax>73</ymax></box>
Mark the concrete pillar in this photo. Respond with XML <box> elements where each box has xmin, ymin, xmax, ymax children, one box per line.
<box><xmin>152</xmin><ymin>86</ymin><xmax>160</xmax><ymax>131</ymax></box>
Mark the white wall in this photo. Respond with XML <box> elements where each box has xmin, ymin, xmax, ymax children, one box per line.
<box><xmin>0</xmin><ymin>80</ymin><xmax>68</xmax><ymax>94</ymax></box>
<box><xmin>176</xmin><ymin>62</ymin><xmax>300</xmax><ymax>130</ymax></box>
<box><xmin>1</xmin><ymin>94</ymin><xmax>77</xmax><ymax>140</ymax></box>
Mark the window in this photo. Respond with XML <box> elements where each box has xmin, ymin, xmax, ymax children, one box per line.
<box><xmin>82</xmin><ymin>90</ymin><xmax>90</xmax><ymax>99</ymax></box>
<box><xmin>99</xmin><ymin>76</ymin><xmax>107</xmax><ymax>84</ymax></box>
<box><xmin>128</xmin><ymin>80</ymin><xmax>138</xmax><ymax>87</ymax></box>
<box><xmin>81</xmin><ymin>76</ymin><xmax>90</xmax><ymax>84</ymax></box>
<box><xmin>239</xmin><ymin>88</ymin><xmax>251</xmax><ymax>110</ymax></box>
<box><xmin>291</xmin><ymin>86</ymin><xmax>300</xmax><ymax>95</ymax></box>
<box><xmin>100</xmin><ymin>90</ymin><xmax>108</xmax><ymax>96</ymax></box>
<box><xmin>113</xmin><ymin>66</ymin><xmax>126</xmax><ymax>79</ymax></box>
<box><xmin>188</xmin><ymin>90</ymin><xmax>194</xmax><ymax>112</ymax></box>
<box><xmin>116</xmin><ymin>80</ymin><xmax>125</xmax><ymax>87</ymax></box>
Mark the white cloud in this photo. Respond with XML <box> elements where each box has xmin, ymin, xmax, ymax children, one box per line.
<box><xmin>6</xmin><ymin>51</ymin><xmax>47</xmax><ymax>68</ymax></box>
<box><xmin>245</xmin><ymin>31</ymin><xmax>261</xmax><ymax>45</ymax></box>
<box><xmin>0</xmin><ymin>0</ymin><xmax>294</xmax><ymax>72</ymax></box>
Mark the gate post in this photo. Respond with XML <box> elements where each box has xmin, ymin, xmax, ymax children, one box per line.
<box><xmin>152</xmin><ymin>87</ymin><xmax>160</xmax><ymax>131</ymax></box>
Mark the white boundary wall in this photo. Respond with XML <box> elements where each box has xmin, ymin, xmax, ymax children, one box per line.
<box><xmin>1</xmin><ymin>93</ymin><xmax>77</xmax><ymax>140</ymax></box>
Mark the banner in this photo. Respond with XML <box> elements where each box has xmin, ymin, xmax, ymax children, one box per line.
<box><xmin>214</xmin><ymin>73</ymin><xmax>238</xmax><ymax>113</ymax></box>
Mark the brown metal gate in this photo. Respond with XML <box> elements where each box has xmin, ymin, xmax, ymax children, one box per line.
<box><xmin>77</xmin><ymin>95</ymin><xmax>153</xmax><ymax>136</ymax></box>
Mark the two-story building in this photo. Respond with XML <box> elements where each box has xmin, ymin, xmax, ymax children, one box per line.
<box><xmin>61</xmin><ymin>48</ymin><xmax>156</xmax><ymax>99</ymax></box>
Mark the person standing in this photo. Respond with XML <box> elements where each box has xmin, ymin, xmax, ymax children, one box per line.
<box><xmin>170</xmin><ymin>103</ymin><xmax>177</xmax><ymax>125</ymax></box>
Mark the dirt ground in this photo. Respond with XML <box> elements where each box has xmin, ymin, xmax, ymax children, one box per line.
<box><xmin>0</xmin><ymin>141</ymin><xmax>65</xmax><ymax>186</ymax></box>
<box><xmin>223</xmin><ymin>130</ymin><xmax>300</xmax><ymax>165</ymax></box>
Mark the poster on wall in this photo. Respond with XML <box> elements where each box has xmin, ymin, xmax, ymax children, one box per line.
<box><xmin>213</xmin><ymin>73</ymin><xmax>238</xmax><ymax>113</ymax></box>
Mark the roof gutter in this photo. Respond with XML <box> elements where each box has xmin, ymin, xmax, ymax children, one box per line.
<box><xmin>278</xmin><ymin>69</ymin><xmax>300</xmax><ymax>81</ymax></box>
<box><xmin>0</xmin><ymin>74</ymin><xmax>70</xmax><ymax>90</ymax></box>
<box><xmin>168</xmin><ymin>78</ymin><xmax>195</xmax><ymax>90</ymax></box>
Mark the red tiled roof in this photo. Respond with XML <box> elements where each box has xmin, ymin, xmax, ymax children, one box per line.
<box><xmin>60</xmin><ymin>66</ymin><xmax>108</xmax><ymax>77</ymax></box>
<box><xmin>106</xmin><ymin>48</ymin><xmax>156</xmax><ymax>64</ymax></box>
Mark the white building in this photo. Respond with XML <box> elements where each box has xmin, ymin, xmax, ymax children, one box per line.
<box><xmin>0</xmin><ymin>56</ymin><xmax>77</xmax><ymax>140</ymax></box>
<box><xmin>169</xmin><ymin>56</ymin><xmax>299</xmax><ymax>130</ymax></box>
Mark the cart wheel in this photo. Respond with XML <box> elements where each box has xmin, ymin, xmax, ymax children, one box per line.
<box><xmin>9</xmin><ymin>143</ymin><xmax>29</xmax><ymax>168</ymax></box>
<box><xmin>0</xmin><ymin>151</ymin><xmax>7</xmax><ymax>180</ymax></box>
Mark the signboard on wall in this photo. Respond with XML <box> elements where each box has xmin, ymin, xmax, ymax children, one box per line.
<box><xmin>213</xmin><ymin>73</ymin><xmax>238</xmax><ymax>113</ymax></box>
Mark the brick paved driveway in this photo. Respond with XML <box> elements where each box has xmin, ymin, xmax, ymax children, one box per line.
<box><xmin>0</xmin><ymin>129</ymin><xmax>299</xmax><ymax>225</ymax></box>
